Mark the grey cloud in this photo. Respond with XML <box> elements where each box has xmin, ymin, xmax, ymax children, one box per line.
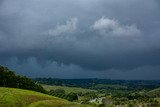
<box><xmin>100</xmin><ymin>65</ymin><xmax>160</xmax><ymax>80</ymax></box>
<box><xmin>47</xmin><ymin>18</ymin><xmax>78</xmax><ymax>36</ymax></box>
<box><xmin>4</xmin><ymin>56</ymin><xmax>92</xmax><ymax>78</ymax></box>
<box><xmin>0</xmin><ymin>0</ymin><xmax>160</xmax><ymax>79</ymax></box>
<box><xmin>2</xmin><ymin>56</ymin><xmax>160</xmax><ymax>80</ymax></box>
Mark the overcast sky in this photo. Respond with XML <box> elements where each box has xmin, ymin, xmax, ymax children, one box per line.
<box><xmin>0</xmin><ymin>0</ymin><xmax>160</xmax><ymax>80</ymax></box>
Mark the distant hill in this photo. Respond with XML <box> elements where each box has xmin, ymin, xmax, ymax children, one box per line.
<box><xmin>0</xmin><ymin>87</ymin><xmax>91</xmax><ymax>107</ymax></box>
<box><xmin>147</xmin><ymin>87</ymin><xmax>160</xmax><ymax>97</ymax></box>
<box><xmin>42</xmin><ymin>84</ymin><xmax>96</xmax><ymax>94</ymax></box>
<box><xmin>0</xmin><ymin>65</ymin><xmax>45</xmax><ymax>93</ymax></box>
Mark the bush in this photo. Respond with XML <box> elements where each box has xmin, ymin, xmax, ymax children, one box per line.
<box><xmin>67</xmin><ymin>92</ymin><xmax>78</xmax><ymax>101</ymax></box>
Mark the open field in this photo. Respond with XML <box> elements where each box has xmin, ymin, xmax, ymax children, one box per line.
<box><xmin>0</xmin><ymin>87</ymin><xmax>92</xmax><ymax>107</ymax></box>
<box><xmin>42</xmin><ymin>84</ymin><xmax>96</xmax><ymax>94</ymax></box>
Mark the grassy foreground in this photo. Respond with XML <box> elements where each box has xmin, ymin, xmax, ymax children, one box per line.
<box><xmin>0</xmin><ymin>87</ymin><xmax>91</xmax><ymax>107</ymax></box>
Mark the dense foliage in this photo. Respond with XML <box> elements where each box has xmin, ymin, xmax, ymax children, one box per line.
<box><xmin>49</xmin><ymin>89</ymin><xmax>78</xmax><ymax>101</ymax></box>
<box><xmin>0</xmin><ymin>65</ymin><xmax>46</xmax><ymax>93</ymax></box>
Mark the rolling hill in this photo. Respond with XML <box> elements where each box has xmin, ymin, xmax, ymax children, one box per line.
<box><xmin>0</xmin><ymin>87</ymin><xmax>92</xmax><ymax>107</ymax></box>
<box><xmin>147</xmin><ymin>87</ymin><xmax>160</xmax><ymax>97</ymax></box>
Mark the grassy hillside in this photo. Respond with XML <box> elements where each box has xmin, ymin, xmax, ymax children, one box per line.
<box><xmin>0</xmin><ymin>87</ymin><xmax>92</xmax><ymax>107</ymax></box>
<box><xmin>42</xmin><ymin>84</ymin><xmax>96</xmax><ymax>94</ymax></box>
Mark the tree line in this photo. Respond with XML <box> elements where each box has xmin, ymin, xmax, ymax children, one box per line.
<box><xmin>0</xmin><ymin>65</ymin><xmax>45</xmax><ymax>93</ymax></box>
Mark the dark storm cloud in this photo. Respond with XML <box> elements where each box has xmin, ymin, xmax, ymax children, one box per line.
<box><xmin>0</xmin><ymin>0</ymin><xmax>160</xmax><ymax>79</ymax></box>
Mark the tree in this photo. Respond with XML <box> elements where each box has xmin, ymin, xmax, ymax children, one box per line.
<box><xmin>67</xmin><ymin>92</ymin><xmax>78</xmax><ymax>101</ymax></box>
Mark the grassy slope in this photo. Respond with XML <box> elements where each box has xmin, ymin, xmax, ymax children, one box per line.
<box><xmin>42</xmin><ymin>84</ymin><xmax>96</xmax><ymax>94</ymax></box>
<box><xmin>147</xmin><ymin>87</ymin><xmax>160</xmax><ymax>97</ymax></box>
<box><xmin>0</xmin><ymin>87</ymin><xmax>92</xmax><ymax>107</ymax></box>
<box><xmin>147</xmin><ymin>88</ymin><xmax>160</xmax><ymax>104</ymax></box>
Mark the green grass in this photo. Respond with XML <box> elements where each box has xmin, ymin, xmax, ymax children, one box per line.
<box><xmin>28</xmin><ymin>100</ymin><xmax>93</xmax><ymax>107</ymax></box>
<box><xmin>42</xmin><ymin>84</ymin><xmax>96</xmax><ymax>94</ymax></box>
<box><xmin>0</xmin><ymin>87</ymin><xmax>92</xmax><ymax>107</ymax></box>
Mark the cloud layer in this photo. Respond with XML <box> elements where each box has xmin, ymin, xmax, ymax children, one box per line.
<box><xmin>0</xmin><ymin>0</ymin><xmax>160</xmax><ymax>79</ymax></box>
